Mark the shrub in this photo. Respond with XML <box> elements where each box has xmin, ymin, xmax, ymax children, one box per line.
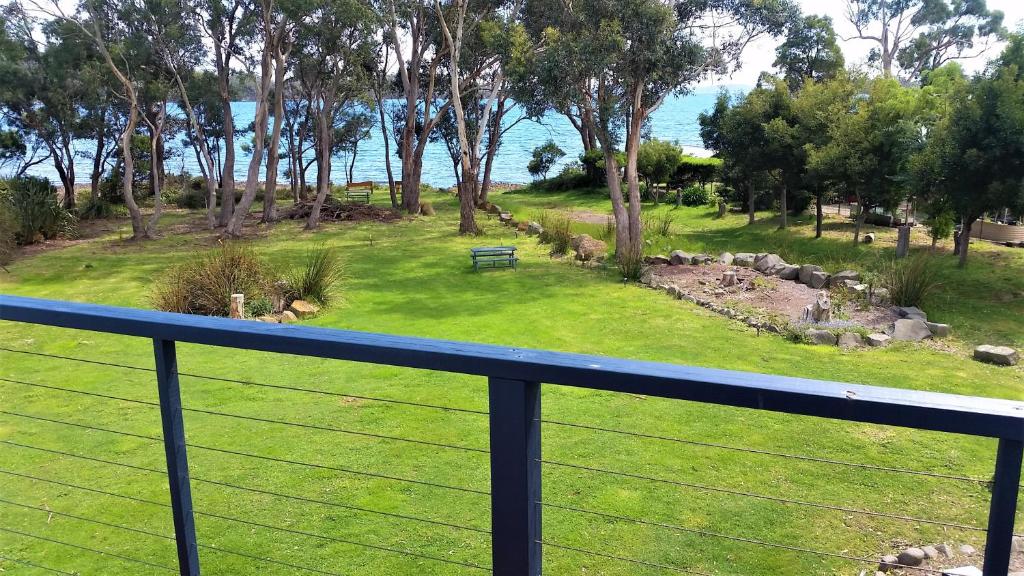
<box><xmin>679</xmin><ymin>185</ymin><xmax>714</xmax><ymax>207</ymax></box>
<box><xmin>287</xmin><ymin>244</ymin><xmax>343</xmax><ymax>306</ymax></box>
<box><xmin>1</xmin><ymin>176</ymin><xmax>76</xmax><ymax>243</ymax></box>
<box><xmin>617</xmin><ymin>242</ymin><xmax>644</xmax><ymax>280</ymax></box>
<box><xmin>153</xmin><ymin>243</ymin><xmax>272</xmax><ymax>316</ymax></box>
<box><xmin>246</xmin><ymin>296</ymin><xmax>274</xmax><ymax>318</ymax></box>
<box><xmin>926</xmin><ymin>210</ymin><xmax>955</xmax><ymax>247</ymax></box>
<box><xmin>78</xmin><ymin>198</ymin><xmax>116</xmax><ymax>220</ymax></box>
<box><xmin>882</xmin><ymin>254</ymin><xmax>941</xmax><ymax>308</ymax></box>
<box><xmin>0</xmin><ymin>201</ymin><xmax>16</xmax><ymax>267</ymax></box>
<box><xmin>537</xmin><ymin>211</ymin><xmax>572</xmax><ymax>256</ymax></box>
<box><xmin>172</xmin><ymin>187</ymin><xmax>208</xmax><ymax>209</ymax></box>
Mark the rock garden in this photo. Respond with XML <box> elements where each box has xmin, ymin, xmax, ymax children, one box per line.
<box><xmin>871</xmin><ymin>537</ymin><xmax>1024</xmax><ymax>575</ymax></box>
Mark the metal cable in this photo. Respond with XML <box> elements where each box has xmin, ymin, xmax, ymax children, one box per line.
<box><xmin>0</xmin><ymin>555</ymin><xmax>78</xmax><ymax>575</ymax></box>
<box><xmin>541</xmin><ymin>418</ymin><xmax>993</xmax><ymax>484</ymax></box>
<box><xmin>0</xmin><ymin>526</ymin><xmax>177</xmax><ymax>572</ymax></box>
<box><xmin>0</xmin><ymin>346</ymin><xmax>489</xmax><ymax>415</ymax></box>
<box><xmin>0</xmin><ymin>377</ymin><xmax>489</xmax><ymax>454</ymax></box>
<box><xmin>0</xmin><ymin>440</ymin><xmax>492</xmax><ymax>534</ymax></box>
<box><xmin>539</xmin><ymin>502</ymin><xmax>948</xmax><ymax>574</ymax></box>
<box><xmin>0</xmin><ymin>498</ymin><xmax>176</xmax><ymax>542</ymax></box>
<box><xmin>0</xmin><ymin>468</ymin><xmax>169</xmax><ymax>508</ymax></box>
<box><xmin>541</xmin><ymin>459</ymin><xmax>987</xmax><ymax>533</ymax></box>
<box><xmin>0</xmin><ymin>411</ymin><xmax>488</xmax><ymax>495</ymax></box>
<box><xmin>540</xmin><ymin>540</ymin><xmax>715</xmax><ymax>575</ymax></box>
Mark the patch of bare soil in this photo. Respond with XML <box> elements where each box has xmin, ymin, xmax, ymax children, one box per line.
<box><xmin>285</xmin><ymin>197</ymin><xmax>403</xmax><ymax>223</ymax></box>
<box><xmin>650</xmin><ymin>262</ymin><xmax>899</xmax><ymax>330</ymax></box>
<box><xmin>567</xmin><ymin>210</ymin><xmax>615</xmax><ymax>225</ymax></box>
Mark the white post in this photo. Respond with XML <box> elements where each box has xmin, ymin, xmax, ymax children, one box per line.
<box><xmin>230</xmin><ymin>293</ymin><xmax>244</xmax><ymax>319</ymax></box>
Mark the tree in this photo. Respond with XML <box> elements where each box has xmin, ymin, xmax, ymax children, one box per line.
<box><xmin>774</xmin><ymin>14</ymin><xmax>844</xmax><ymax>90</ymax></box>
<box><xmin>527</xmin><ymin>139</ymin><xmax>564</xmax><ymax>180</ymax></box>
<box><xmin>844</xmin><ymin>0</ymin><xmax>1005</xmax><ymax>80</ymax></box>
<box><xmin>636</xmin><ymin>138</ymin><xmax>681</xmax><ymax>204</ymax></box>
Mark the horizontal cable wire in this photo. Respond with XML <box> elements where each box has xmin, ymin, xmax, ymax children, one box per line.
<box><xmin>541</xmin><ymin>418</ymin><xmax>993</xmax><ymax>484</ymax></box>
<box><xmin>540</xmin><ymin>540</ymin><xmax>715</xmax><ymax>575</ymax></box>
<box><xmin>0</xmin><ymin>526</ymin><xmax>177</xmax><ymax>572</ymax></box>
<box><xmin>540</xmin><ymin>502</ymin><xmax>947</xmax><ymax>574</ymax></box>
<box><xmin>0</xmin><ymin>555</ymin><xmax>78</xmax><ymax>575</ymax></box>
<box><xmin>0</xmin><ymin>410</ymin><xmax>489</xmax><ymax>495</ymax></box>
<box><xmin>0</xmin><ymin>440</ymin><xmax>491</xmax><ymax>534</ymax></box>
<box><xmin>0</xmin><ymin>468</ymin><xmax>170</xmax><ymax>508</ymax></box>
<box><xmin>541</xmin><ymin>459</ymin><xmax>987</xmax><ymax>533</ymax></box>
<box><xmin>0</xmin><ymin>346</ymin><xmax>489</xmax><ymax>415</ymax></box>
<box><xmin>0</xmin><ymin>498</ymin><xmax>176</xmax><ymax>542</ymax></box>
<box><xmin>0</xmin><ymin>376</ymin><xmax>488</xmax><ymax>454</ymax></box>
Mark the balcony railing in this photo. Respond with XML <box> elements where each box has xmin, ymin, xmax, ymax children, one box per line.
<box><xmin>0</xmin><ymin>293</ymin><xmax>1022</xmax><ymax>575</ymax></box>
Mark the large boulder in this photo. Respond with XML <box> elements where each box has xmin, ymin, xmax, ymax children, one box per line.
<box><xmin>838</xmin><ymin>332</ymin><xmax>863</xmax><ymax>349</ymax></box>
<box><xmin>974</xmin><ymin>345</ymin><xmax>1019</xmax><ymax>366</ymax></box>
<box><xmin>892</xmin><ymin>319</ymin><xmax>932</xmax><ymax>341</ymax></box>
<box><xmin>287</xmin><ymin>300</ymin><xmax>320</xmax><ymax>319</ymax></box>
<box><xmin>829</xmin><ymin>270</ymin><xmax>860</xmax><ymax>288</ymax></box>
<box><xmin>777</xmin><ymin>265</ymin><xmax>800</xmax><ymax>280</ymax></box>
<box><xmin>798</xmin><ymin>264</ymin><xmax>823</xmax><ymax>285</ymax></box>
<box><xmin>718</xmin><ymin>252</ymin><xmax>734</xmax><ymax>265</ymax></box>
<box><xmin>734</xmin><ymin>253</ymin><xmax>756</xmax><ymax>267</ymax></box>
<box><xmin>669</xmin><ymin>250</ymin><xmax>693</xmax><ymax>265</ymax></box>
<box><xmin>754</xmin><ymin>253</ymin><xmax>786</xmax><ymax>274</ymax></box>
<box><xmin>808</xmin><ymin>270</ymin><xmax>831</xmax><ymax>289</ymax></box>
<box><xmin>866</xmin><ymin>333</ymin><xmax>891</xmax><ymax>347</ymax></box>
<box><xmin>572</xmin><ymin>234</ymin><xmax>607</xmax><ymax>262</ymax></box>
<box><xmin>805</xmin><ymin>329</ymin><xmax>838</xmax><ymax>346</ymax></box>
<box><xmin>897</xmin><ymin>306</ymin><xmax>928</xmax><ymax>321</ymax></box>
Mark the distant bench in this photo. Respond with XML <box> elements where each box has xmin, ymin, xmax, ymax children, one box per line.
<box><xmin>471</xmin><ymin>246</ymin><xmax>518</xmax><ymax>271</ymax></box>
<box><xmin>345</xmin><ymin>181</ymin><xmax>374</xmax><ymax>204</ymax></box>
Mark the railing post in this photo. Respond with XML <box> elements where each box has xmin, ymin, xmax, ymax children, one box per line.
<box><xmin>982</xmin><ymin>438</ymin><xmax>1023</xmax><ymax>576</ymax></box>
<box><xmin>488</xmin><ymin>377</ymin><xmax>542</xmax><ymax>576</ymax></box>
<box><xmin>153</xmin><ymin>339</ymin><xmax>201</xmax><ymax>576</ymax></box>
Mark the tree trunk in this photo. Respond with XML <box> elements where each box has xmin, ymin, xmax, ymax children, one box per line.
<box><xmin>853</xmin><ymin>203</ymin><xmax>867</xmax><ymax>244</ymax></box>
<box><xmin>306</xmin><ymin>99</ymin><xmax>334</xmax><ymax>230</ymax></box>
<box><xmin>778</xmin><ymin>183</ymin><xmax>787</xmax><ymax>229</ymax></box>
<box><xmin>120</xmin><ymin>107</ymin><xmax>145</xmax><ymax>239</ymax></box>
<box><xmin>90</xmin><ymin>108</ymin><xmax>107</xmax><ymax>202</ymax></box>
<box><xmin>747</xmin><ymin>182</ymin><xmax>755</xmax><ymax>224</ymax></box>
<box><xmin>145</xmin><ymin>121</ymin><xmax>164</xmax><ymax>238</ymax></box>
<box><xmin>958</xmin><ymin>216</ymin><xmax>976</xmax><ymax>268</ymax></box>
<box><xmin>377</xmin><ymin>96</ymin><xmax>397</xmax><ymax>209</ymax></box>
<box><xmin>227</xmin><ymin>43</ymin><xmax>274</xmax><ymax>237</ymax></box>
<box><xmin>218</xmin><ymin>98</ymin><xmax>236</xmax><ymax>226</ymax></box>
<box><xmin>622</xmin><ymin>98</ymin><xmax>644</xmax><ymax>262</ymax></box>
<box><xmin>263</xmin><ymin>47</ymin><xmax>287</xmax><ymax>223</ymax></box>
<box><xmin>815</xmin><ymin>194</ymin><xmax>823</xmax><ymax>238</ymax></box>
<box><xmin>895</xmin><ymin>224</ymin><xmax>911</xmax><ymax>258</ymax></box>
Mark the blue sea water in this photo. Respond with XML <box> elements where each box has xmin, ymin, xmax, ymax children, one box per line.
<box><xmin>26</xmin><ymin>87</ymin><xmax>730</xmax><ymax>188</ymax></box>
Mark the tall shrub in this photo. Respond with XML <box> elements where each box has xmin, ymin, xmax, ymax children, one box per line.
<box><xmin>153</xmin><ymin>243</ymin><xmax>272</xmax><ymax>316</ymax></box>
<box><xmin>1</xmin><ymin>176</ymin><xmax>76</xmax><ymax>244</ymax></box>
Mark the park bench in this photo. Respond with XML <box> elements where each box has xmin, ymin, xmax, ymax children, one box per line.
<box><xmin>471</xmin><ymin>246</ymin><xmax>518</xmax><ymax>271</ymax></box>
<box><xmin>345</xmin><ymin>181</ymin><xmax>374</xmax><ymax>204</ymax></box>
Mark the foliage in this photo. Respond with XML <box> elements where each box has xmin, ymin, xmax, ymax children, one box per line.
<box><xmin>152</xmin><ymin>243</ymin><xmax>272</xmax><ymax>316</ymax></box>
<box><xmin>536</xmin><ymin>211</ymin><xmax>572</xmax><ymax>256</ymax></box>
<box><xmin>527</xmin><ymin>140</ymin><xmax>566</xmax><ymax>180</ymax></box>
<box><xmin>637</xmin><ymin>139</ymin><xmax>683</xmax><ymax>188</ymax></box>
<box><xmin>246</xmin><ymin>296</ymin><xmax>274</xmax><ymax>318</ymax></box>
<box><xmin>774</xmin><ymin>14</ymin><xmax>844</xmax><ymax>89</ymax></box>
<box><xmin>0</xmin><ymin>176</ymin><xmax>76</xmax><ymax>244</ymax></box>
<box><xmin>78</xmin><ymin>198</ymin><xmax>116</xmax><ymax>220</ymax></box>
<box><xmin>679</xmin><ymin>185</ymin><xmax>714</xmax><ymax>207</ymax></box>
<box><xmin>926</xmin><ymin>210</ymin><xmax>955</xmax><ymax>244</ymax></box>
<box><xmin>882</xmin><ymin>254</ymin><xmax>942</xmax><ymax>308</ymax></box>
<box><xmin>673</xmin><ymin>156</ymin><xmax>721</xmax><ymax>188</ymax></box>
<box><xmin>0</xmin><ymin>200</ymin><xmax>15</xmax><ymax>266</ymax></box>
<box><xmin>287</xmin><ymin>244</ymin><xmax>343</xmax><ymax>306</ymax></box>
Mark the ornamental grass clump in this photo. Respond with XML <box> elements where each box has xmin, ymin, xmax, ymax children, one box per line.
<box><xmin>882</xmin><ymin>253</ymin><xmax>941</xmax><ymax>308</ymax></box>
<box><xmin>153</xmin><ymin>243</ymin><xmax>272</xmax><ymax>316</ymax></box>
<box><xmin>286</xmin><ymin>244</ymin><xmax>343</xmax><ymax>306</ymax></box>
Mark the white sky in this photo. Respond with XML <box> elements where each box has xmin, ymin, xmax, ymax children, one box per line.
<box><xmin>705</xmin><ymin>0</ymin><xmax>1024</xmax><ymax>87</ymax></box>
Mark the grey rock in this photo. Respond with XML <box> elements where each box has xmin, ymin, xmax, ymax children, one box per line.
<box><xmin>935</xmin><ymin>543</ymin><xmax>952</xmax><ymax>558</ymax></box>
<box><xmin>838</xmin><ymin>332</ymin><xmax>863</xmax><ymax>349</ymax></box>
<box><xmin>892</xmin><ymin>319</ymin><xmax>933</xmax><ymax>341</ymax></box>
<box><xmin>809</xmin><ymin>270</ymin><xmax>830</xmax><ymax>289</ymax></box>
<box><xmin>777</xmin><ymin>264</ymin><xmax>800</xmax><ymax>280</ymax></box>
<box><xmin>872</xmin><ymin>287</ymin><xmax>891</xmax><ymax>304</ymax></box>
<box><xmin>926</xmin><ymin>322</ymin><xmax>952</xmax><ymax>338</ymax></box>
<box><xmin>829</xmin><ymin>270</ymin><xmax>861</xmax><ymax>287</ymax></box>
<box><xmin>958</xmin><ymin>544</ymin><xmax>976</xmax><ymax>556</ymax></box>
<box><xmin>973</xmin><ymin>345</ymin><xmax>1019</xmax><ymax>366</ymax></box>
<box><xmin>863</xmin><ymin>232</ymin><xmax>875</xmax><ymax>244</ymax></box>
<box><xmin>734</xmin><ymin>252</ymin><xmax>757</xmax><ymax>267</ymax></box>
<box><xmin>806</xmin><ymin>329</ymin><xmax>838</xmax><ymax>346</ymax></box>
<box><xmin>866</xmin><ymin>333</ymin><xmax>891</xmax><ymax>347</ymax></box>
<box><xmin>691</xmin><ymin>253</ymin><xmax>710</xmax><ymax>265</ymax></box>
<box><xmin>897</xmin><ymin>306</ymin><xmax>928</xmax><ymax>321</ymax></box>
<box><xmin>897</xmin><ymin>547</ymin><xmax>925</xmax><ymax>567</ymax></box>
<box><xmin>669</xmin><ymin>250</ymin><xmax>693</xmax><ymax>265</ymax></box>
<box><xmin>754</xmin><ymin>253</ymin><xmax>785</xmax><ymax>274</ymax></box>
<box><xmin>921</xmin><ymin>545</ymin><xmax>939</xmax><ymax>559</ymax></box>
<box><xmin>879</xmin><ymin>555</ymin><xmax>899</xmax><ymax>571</ymax></box>
<box><xmin>754</xmin><ymin>252</ymin><xmax>769</xmax><ymax>263</ymax></box>
<box><xmin>798</xmin><ymin>264</ymin><xmax>823</xmax><ymax>285</ymax></box>
<box><xmin>718</xmin><ymin>252</ymin><xmax>734</xmax><ymax>265</ymax></box>
<box><xmin>647</xmin><ymin>255</ymin><xmax>670</xmax><ymax>265</ymax></box>
<box><xmin>666</xmin><ymin>285</ymin><xmax>681</xmax><ymax>298</ymax></box>
<box><xmin>850</xmin><ymin>283</ymin><xmax>869</xmax><ymax>294</ymax></box>
<box><xmin>1013</xmin><ymin>535</ymin><xmax>1024</xmax><ymax>554</ymax></box>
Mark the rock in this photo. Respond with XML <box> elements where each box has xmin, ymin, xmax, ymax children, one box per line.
<box><xmin>754</xmin><ymin>253</ymin><xmax>785</xmax><ymax>274</ymax></box>
<box><xmin>892</xmin><ymin>319</ymin><xmax>932</xmax><ymax>341</ymax></box>
<box><xmin>721</xmin><ymin>270</ymin><xmax>738</xmax><ymax>287</ymax></box>
<box><xmin>777</xmin><ymin>265</ymin><xmax>800</xmax><ymax>280</ymax></box>
<box><xmin>863</xmin><ymin>232</ymin><xmax>875</xmax><ymax>244</ymax></box>
<box><xmin>718</xmin><ymin>252</ymin><xmax>734</xmax><ymax>265</ymax></box>
<box><xmin>798</xmin><ymin>264</ymin><xmax>823</xmax><ymax>285</ymax></box>
<box><xmin>690</xmin><ymin>253</ymin><xmax>710</xmax><ymax>265</ymax></box>
<box><xmin>926</xmin><ymin>322</ymin><xmax>952</xmax><ymax>338</ymax></box>
<box><xmin>1013</xmin><ymin>535</ymin><xmax>1024</xmax><ymax>554</ymax></box>
<box><xmin>257</xmin><ymin>315</ymin><xmax>279</xmax><ymax>323</ymax></box>
<box><xmin>879</xmin><ymin>554</ymin><xmax>899</xmax><ymax>571</ymax></box>
<box><xmin>872</xmin><ymin>287</ymin><xmax>890</xmax><ymax>304</ymax></box>
<box><xmin>866</xmin><ymin>333</ymin><xmax>891</xmax><ymax>347</ymax></box>
<box><xmin>849</xmin><ymin>283</ymin><xmax>869</xmax><ymax>294</ymax></box>
<box><xmin>935</xmin><ymin>543</ymin><xmax>952</xmax><ymax>558</ymax></box>
<box><xmin>958</xmin><ymin>544</ymin><xmax>976</xmax><ymax>556</ymax></box>
<box><xmin>498</xmin><ymin>212</ymin><xmax>513</xmax><ymax>224</ymax></box>
<box><xmin>838</xmin><ymin>332</ymin><xmax>863</xmax><ymax>349</ymax></box>
<box><xmin>897</xmin><ymin>306</ymin><xmax>927</xmax><ymax>321</ymax></box>
<box><xmin>669</xmin><ymin>250</ymin><xmax>693</xmax><ymax>265</ymax></box>
<box><xmin>734</xmin><ymin>253</ymin><xmax>757</xmax><ymax>267</ymax></box>
<box><xmin>572</xmin><ymin>234</ymin><xmax>607</xmax><ymax>262</ymax></box>
<box><xmin>666</xmin><ymin>285</ymin><xmax>682</xmax><ymax>299</ymax></box>
<box><xmin>526</xmin><ymin>221</ymin><xmax>543</xmax><ymax>236</ymax></box>
<box><xmin>973</xmin><ymin>345</ymin><xmax>1018</xmax><ymax>366</ymax></box>
<box><xmin>647</xmin><ymin>255</ymin><xmax>670</xmax><ymax>265</ymax></box>
<box><xmin>487</xmin><ymin>204</ymin><xmax>502</xmax><ymax>215</ymax></box>
<box><xmin>829</xmin><ymin>270</ymin><xmax>861</xmax><ymax>287</ymax></box>
<box><xmin>287</xmin><ymin>300</ymin><xmax>320</xmax><ymax>319</ymax></box>
<box><xmin>754</xmin><ymin>252</ymin><xmax>769</xmax><ymax>263</ymax></box>
<box><xmin>921</xmin><ymin>545</ymin><xmax>939</xmax><ymax>559</ymax></box>
<box><xmin>805</xmin><ymin>328</ymin><xmax>837</xmax><ymax>346</ymax></box>
<box><xmin>897</xmin><ymin>547</ymin><xmax>925</xmax><ymax>567</ymax></box>
<box><xmin>809</xmin><ymin>270</ymin><xmax>830</xmax><ymax>289</ymax></box>
<box><xmin>279</xmin><ymin>310</ymin><xmax>298</xmax><ymax>323</ymax></box>
<box><xmin>801</xmin><ymin>291</ymin><xmax>833</xmax><ymax>323</ymax></box>
<box><xmin>942</xmin><ymin>567</ymin><xmax>982</xmax><ymax>576</ymax></box>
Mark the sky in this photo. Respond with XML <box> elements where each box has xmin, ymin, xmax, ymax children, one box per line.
<box><xmin>705</xmin><ymin>0</ymin><xmax>1024</xmax><ymax>87</ymax></box>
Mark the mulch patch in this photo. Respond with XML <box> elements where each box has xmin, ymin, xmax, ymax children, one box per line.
<box><xmin>285</xmin><ymin>197</ymin><xmax>403</xmax><ymax>223</ymax></box>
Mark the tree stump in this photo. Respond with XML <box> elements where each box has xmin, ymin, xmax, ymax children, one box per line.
<box><xmin>800</xmin><ymin>291</ymin><xmax>832</xmax><ymax>323</ymax></box>
<box><xmin>717</xmin><ymin>200</ymin><xmax>727</xmax><ymax>219</ymax></box>
<box><xmin>895</xmin><ymin>225</ymin><xmax>911</xmax><ymax>258</ymax></box>
<box><xmin>230</xmin><ymin>293</ymin><xmax>245</xmax><ymax>319</ymax></box>
<box><xmin>721</xmin><ymin>270</ymin><xmax>737</xmax><ymax>287</ymax></box>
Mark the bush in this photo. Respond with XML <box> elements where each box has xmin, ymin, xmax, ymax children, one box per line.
<box><xmin>286</xmin><ymin>244</ymin><xmax>343</xmax><ymax>306</ymax></box>
<box><xmin>0</xmin><ymin>176</ymin><xmax>77</xmax><ymax>244</ymax></box>
<box><xmin>882</xmin><ymin>254</ymin><xmax>941</xmax><ymax>308</ymax></box>
<box><xmin>0</xmin><ymin>201</ymin><xmax>16</xmax><ymax>267</ymax></box>
<box><xmin>172</xmin><ymin>187</ymin><xmax>208</xmax><ymax>210</ymax></box>
<box><xmin>153</xmin><ymin>243</ymin><xmax>272</xmax><ymax>316</ymax></box>
<box><xmin>537</xmin><ymin>211</ymin><xmax>572</xmax><ymax>256</ymax></box>
<box><xmin>642</xmin><ymin>211</ymin><xmax>673</xmax><ymax>236</ymax></box>
<box><xmin>926</xmin><ymin>210</ymin><xmax>955</xmax><ymax>245</ymax></box>
<box><xmin>679</xmin><ymin>185</ymin><xmax>714</xmax><ymax>207</ymax></box>
<box><xmin>78</xmin><ymin>198</ymin><xmax>116</xmax><ymax>220</ymax></box>
<box><xmin>246</xmin><ymin>296</ymin><xmax>274</xmax><ymax>318</ymax></box>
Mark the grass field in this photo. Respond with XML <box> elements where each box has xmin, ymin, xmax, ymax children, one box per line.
<box><xmin>0</xmin><ymin>187</ymin><xmax>1021</xmax><ymax>575</ymax></box>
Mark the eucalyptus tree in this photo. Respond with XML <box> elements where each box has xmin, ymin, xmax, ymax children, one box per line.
<box><xmin>370</xmin><ymin>41</ymin><xmax>399</xmax><ymax>207</ymax></box>
<box><xmin>261</xmin><ymin>2</ymin><xmax>295</xmax><ymax>223</ymax></box>
<box><xmin>844</xmin><ymin>0</ymin><xmax>1005</xmax><ymax>80</ymax></box>
<box><xmin>774</xmin><ymin>14</ymin><xmax>844</xmax><ymax>90</ymax></box>
<box><xmin>529</xmin><ymin>0</ymin><xmax>797</xmax><ymax>274</ymax></box>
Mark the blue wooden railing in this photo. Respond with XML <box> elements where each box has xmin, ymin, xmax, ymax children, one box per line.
<box><xmin>1</xmin><ymin>293</ymin><xmax>1022</xmax><ymax>575</ymax></box>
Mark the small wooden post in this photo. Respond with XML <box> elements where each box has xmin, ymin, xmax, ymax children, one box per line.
<box><xmin>488</xmin><ymin>377</ymin><xmax>542</xmax><ymax>576</ymax></box>
<box><xmin>153</xmin><ymin>339</ymin><xmax>201</xmax><ymax>576</ymax></box>
<box><xmin>229</xmin><ymin>294</ymin><xmax>244</xmax><ymax>319</ymax></box>
<box><xmin>982</xmin><ymin>438</ymin><xmax>1023</xmax><ymax>575</ymax></box>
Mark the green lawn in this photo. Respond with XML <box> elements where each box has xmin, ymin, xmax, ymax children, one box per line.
<box><xmin>0</xmin><ymin>188</ymin><xmax>1021</xmax><ymax>575</ymax></box>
